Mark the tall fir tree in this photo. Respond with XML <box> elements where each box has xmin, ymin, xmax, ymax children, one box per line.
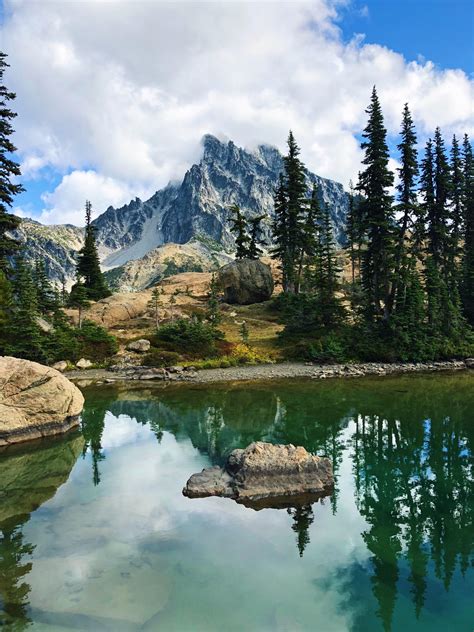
<box><xmin>9</xmin><ymin>256</ymin><xmax>44</xmax><ymax>360</ymax></box>
<box><xmin>76</xmin><ymin>200</ymin><xmax>111</xmax><ymax>300</ymax></box>
<box><xmin>271</xmin><ymin>174</ymin><xmax>291</xmax><ymax>292</ymax></box>
<box><xmin>229</xmin><ymin>204</ymin><xmax>250</xmax><ymax>259</ymax></box>
<box><xmin>461</xmin><ymin>134</ymin><xmax>474</xmax><ymax>325</ymax></box>
<box><xmin>450</xmin><ymin>134</ymin><xmax>464</xmax><ymax>264</ymax></box>
<box><xmin>33</xmin><ymin>258</ymin><xmax>56</xmax><ymax>313</ymax></box>
<box><xmin>356</xmin><ymin>87</ymin><xmax>395</xmax><ymax>321</ymax></box>
<box><xmin>0</xmin><ymin>52</ymin><xmax>24</xmax><ymax>275</ymax></box>
<box><xmin>283</xmin><ymin>131</ymin><xmax>308</xmax><ymax>293</ymax></box>
<box><xmin>247</xmin><ymin>215</ymin><xmax>265</xmax><ymax>260</ymax></box>
<box><xmin>389</xmin><ymin>104</ymin><xmax>418</xmax><ymax>313</ymax></box>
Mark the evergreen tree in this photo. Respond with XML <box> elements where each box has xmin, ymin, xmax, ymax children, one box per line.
<box><xmin>271</xmin><ymin>174</ymin><xmax>291</xmax><ymax>292</ymax></box>
<box><xmin>76</xmin><ymin>201</ymin><xmax>111</xmax><ymax>300</ymax></box>
<box><xmin>33</xmin><ymin>258</ymin><xmax>56</xmax><ymax>313</ymax></box>
<box><xmin>206</xmin><ymin>273</ymin><xmax>221</xmax><ymax>327</ymax></box>
<box><xmin>431</xmin><ymin>128</ymin><xmax>451</xmax><ymax>269</ymax></box>
<box><xmin>247</xmin><ymin>215</ymin><xmax>265</xmax><ymax>260</ymax></box>
<box><xmin>356</xmin><ymin>87</ymin><xmax>395</xmax><ymax>321</ymax></box>
<box><xmin>461</xmin><ymin>134</ymin><xmax>474</xmax><ymax>325</ymax></box>
<box><xmin>450</xmin><ymin>134</ymin><xmax>464</xmax><ymax>264</ymax></box>
<box><xmin>148</xmin><ymin>287</ymin><xmax>162</xmax><ymax>329</ymax></box>
<box><xmin>239</xmin><ymin>320</ymin><xmax>249</xmax><ymax>345</ymax></box>
<box><xmin>389</xmin><ymin>104</ymin><xmax>418</xmax><ymax>313</ymax></box>
<box><xmin>68</xmin><ymin>279</ymin><xmax>90</xmax><ymax>329</ymax></box>
<box><xmin>0</xmin><ymin>269</ymin><xmax>13</xmax><ymax>352</ymax></box>
<box><xmin>0</xmin><ymin>52</ymin><xmax>24</xmax><ymax>275</ymax></box>
<box><xmin>283</xmin><ymin>131</ymin><xmax>308</xmax><ymax>293</ymax></box>
<box><xmin>9</xmin><ymin>256</ymin><xmax>44</xmax><ymax>360</ymax></box>
<box><xmin>345</xmin><ymin>180</ymin><xmax>358</xmax><ymax>284</ymax></box>
<box><xmin>229</xmin><ymin>204</ymin><xmax>250</xmax><ymax>259</ymax></box>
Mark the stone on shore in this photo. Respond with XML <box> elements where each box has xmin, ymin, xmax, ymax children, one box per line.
<box><xmin>183</xmin><ymin>441</ymin><xmax>333</xmax><ymax>504</ymax></box>
<box><xmin>126</xmin><ymin>339</ymin><xmax>151</xmax><ymax>353</ymax></box>
<box><xmin>0</xmin><ymin>356</ymin><xmax>84</xmax><ymax>446</ymax></box>
<box><xmin>217</xmin><ymin>259</ymin><xmax>274</xmax><ymax>305</ymax></box>
<box><xmin>76</xmin><ymin>358</ymin><xmax>93</xmax><ymax>369</ymax></box>
<box><xmin>52</xmin><ymin>360</ymin><xmax>68</xmax><ymax>372</ymax></box>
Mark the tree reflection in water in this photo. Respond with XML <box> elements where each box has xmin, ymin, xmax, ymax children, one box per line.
<box><xmin>1</xmin><ymin>376</ymin><xmax>470</xmax><ymax>631</ymax></box>
<box><xmin>0</xmin><ymin>434</ymin><xmax>84</xmax><ymax>630</ymax></box>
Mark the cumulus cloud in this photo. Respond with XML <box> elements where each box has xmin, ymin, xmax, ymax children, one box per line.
<box><xmin>2</xmin><ymin>0</ymin><xmax>473</xmax><ymax>225</ymax></box>
<box><xmin>39</xmin><ymin>169</ymin><xmax>154</xmax><ymax>225</ymax></box>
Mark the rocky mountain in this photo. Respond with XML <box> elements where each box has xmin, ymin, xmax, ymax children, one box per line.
<box><xmin>15</xmin><ymin>135</ymin><xmax>349</xmax><ymax>290</ymax></box>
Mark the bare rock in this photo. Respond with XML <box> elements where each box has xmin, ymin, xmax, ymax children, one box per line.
<box><xmin>217</xmin><ymin>259</ymin><xmax>274</xmax><ymax>305</ymax></box>
<box><xmin>0</xmin><ymin>356</ymin><xmax>84</xmax><ymax>446</ymax></box>
<box><xmin>52</xmin><ymin>360</ymin><xmax>68</xmax><ymax>372</ymax></box>
<box><xmin>76</xmin><ymin>358</ymin><xmax>93</xmax><ymax>369</ymax></box>
<box><xmin>126</xmin><ymin>339</ymin><xmax>151</xmax><ymax>353</ymax></box>
<box><xmin>183</xmin><ymin>441</ymin><xmax>333</xmax><ymax>504</ymax></box>
<box><xmin>465</xmin><ymin>357</ymin><xmax>474</xmax><ymax>368</ymax></box>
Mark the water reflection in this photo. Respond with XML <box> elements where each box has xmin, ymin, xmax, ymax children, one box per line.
<box><xmin>0</xmin><ymin>434</ymin><xmax>84</xmax><ymax>629</ymax></box>
<box><xmin>0</xmin><ymin>374</ymin><xmax>472</xmax><ymax>631</ymax></box>
<box><xmin>88</xmin><ymin>375</ymin><xmax>472</xmax><ymax>629</ymax></box>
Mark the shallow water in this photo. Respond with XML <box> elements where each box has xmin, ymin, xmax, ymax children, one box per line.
<box><xmin>0</xmin><ymin>373</ymin><xmax>473</xmax><ymax>631</ymax></box>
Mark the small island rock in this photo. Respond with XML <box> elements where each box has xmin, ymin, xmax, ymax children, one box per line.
<box><xmin>183</xmin><ymin>441</ymin><xmax>333</xmax><ymax>504</ymax></box>
<box><xmin>217</xmin><ymin>259</ymin><xmax>274</xmax><ymax>305</ymax></box>
<box><xmin>0</xmin><ymin>356</ymin><xmax>84</xmax><ymax>446</ymax></box>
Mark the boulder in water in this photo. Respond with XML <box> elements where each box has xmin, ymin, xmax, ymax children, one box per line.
<box><xmin>0</xmin><ymin>356</ymin><xmax>84</xmax><ymax>446</ymax></box>
<box><xmin>183</xmin><ymin>441</ymin><xmax>333</xmax><ymax>505</ymax></box>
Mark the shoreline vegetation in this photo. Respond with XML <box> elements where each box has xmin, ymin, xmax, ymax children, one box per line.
<box><xmin>66</xmin><ymin>358</ymin><xmax>472</xmax><ymax>386</ymax></box>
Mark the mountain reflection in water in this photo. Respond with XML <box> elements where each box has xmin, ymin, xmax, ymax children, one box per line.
<box><xmin>0</xmin><ymin>373</ymin><xmax>472</xmax><ymax>631</ymax></box>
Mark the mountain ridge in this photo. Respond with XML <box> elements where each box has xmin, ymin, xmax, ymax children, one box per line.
<box><xmin>13</xmin><ymin>134</ymin><xmax>349</xmax><ymax>289</ymax></box>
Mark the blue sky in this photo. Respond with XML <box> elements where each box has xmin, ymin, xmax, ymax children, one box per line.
<box><xmin>339</xmin><ymin>0</ymin><xmax>474</xmax><ymax>75</ymax></box>
<box><xmin>2</xmin><ymin>0</ymin><xmax>473</xmax><ymax>225</ymax></box>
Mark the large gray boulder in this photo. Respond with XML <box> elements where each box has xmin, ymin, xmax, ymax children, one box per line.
<box><xmin>0</xmin><ymin>356</ymin><xmax>84</xmax><ymax>446</ymax></box>
<box><xmin>217</xmin><ymin>259</ymin><xmax>274</xmax><ymax>305</ymax></box>
<box><xmin>183</xmin><ymin>441</ymin><xmax>333</xmax><ymax>505</ymax></box>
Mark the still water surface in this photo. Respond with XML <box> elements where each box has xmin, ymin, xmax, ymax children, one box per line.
<box><xmin>0</xmin><ymin>373</ymin><xmax>473</xmax><ymax>631</ymax></box>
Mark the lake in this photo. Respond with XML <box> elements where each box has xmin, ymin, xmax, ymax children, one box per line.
<box><xmin>0</xmin><ymin>373</ymin><xmax>473</xmax><ymax>631</ymax></box>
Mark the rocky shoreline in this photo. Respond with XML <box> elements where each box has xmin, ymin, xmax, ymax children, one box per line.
<box><xmin>66</xmin><ymin>358</ymin><xmax>473</xmax><ymax>386</ymax></box>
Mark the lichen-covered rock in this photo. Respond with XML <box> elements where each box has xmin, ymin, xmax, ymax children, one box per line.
<box><xmin>183</xmin><ymin>441</ymin><xmax>333</xmax><ymax>504</ymax></box>
<box><xmin>217</xmin><ymin>259</ymin><xmax>274</xmax><ymax>304</ymax></box>
<box><xmin>127</xmin><ymin>339</ymin><xmax>151</xmax><ymax>353</ymax></box>
<box><xmin>0</xmin><ymin>357</ymin><xmax>84</xmax><ymax>446</ymax></box>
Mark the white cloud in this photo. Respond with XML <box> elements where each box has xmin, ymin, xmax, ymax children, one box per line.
<box><xmin>2</xmin><ymin>0</ymin><xmax>473</xmax><ymax>225</ymax></box>
<box><xmin>39</xmin><ymin>170</ymin><xmax>153</xmax><ymax>225</ymax></box>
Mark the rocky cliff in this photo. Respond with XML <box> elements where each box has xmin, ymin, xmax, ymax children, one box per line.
<box><xmin>14</xmin><ymin>135</ymin><xmax>349</xmax><ymax>288</ymax></box>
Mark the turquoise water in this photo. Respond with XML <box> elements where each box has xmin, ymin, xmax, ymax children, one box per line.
<box><xmin>0</xmin><ymin>373</ymin><xmax>473</xmax><ymax>631</ymax></box>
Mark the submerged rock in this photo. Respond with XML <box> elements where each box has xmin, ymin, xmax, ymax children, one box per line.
<box><xmin>0</xmin><ymin>356</ymin><xmax>84</xmax><ymax>446</ymax></box>
<box><xmin>183</xmin><ymin>441</ymin><xmax>333</xmax><ymax>505</ymax></box>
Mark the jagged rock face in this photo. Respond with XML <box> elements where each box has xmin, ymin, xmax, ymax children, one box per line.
<box><xmin>15</xmin><ymin>135</ymin><xmax>349</xmax><ymax>287</ymax></box>
<box><xmin>183</xmin><ymin>441</ymin><xmax>334</xmax><ymax>506</ymax></box>
<box><xmin>11</xmin><ymin>220</ymin><xmax>84</xmax><ymax>287</ymax></box>
<box><xmin>217</xmin><ymin>258</ymin><xmax>274</xmax><ymax>304</ymax></box>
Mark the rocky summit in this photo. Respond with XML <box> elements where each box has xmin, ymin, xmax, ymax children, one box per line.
<box><xmin>12</xmin><ymin>135</ymin><xmax>349</xmax><ymax>288</ymax></box>
<box><xmin>183</xmin><ymin>441</ymin><xmax>334</xmax><ymax>506</ymax></box>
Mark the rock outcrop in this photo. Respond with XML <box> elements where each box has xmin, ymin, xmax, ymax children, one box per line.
<box><xmin>127</xmin><ymin>339</ymin><xmax>151</xmax><ymax>353</ymax></box>
<box><xmin>217</xmin><ymin>259</ymin><xmax>274</xmax><ymax>304</ymax></box>
<box><xmin>0</xmin><ymin>357</ymin><xmax>84</xmax><ymax>446</ymax></box>
<box><xmin>183</xmin><ymin>441</ymin><xmax>333</xmax><ymax>505</ymax></box>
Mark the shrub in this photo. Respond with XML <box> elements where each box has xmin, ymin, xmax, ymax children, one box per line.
<box><xmin>152</xmin><ymin>316</ymin><xmax>223</xmax><ymax>358</ymax></box>
<box><xmin>142</xmin><ymin>349</ymin><xmax>180</xmax><ymax>367</ymax></box>
<box><xmin>75</xmin><ymin>321</ymin><xmax>118</xmax><ymax>362</ymax></box>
